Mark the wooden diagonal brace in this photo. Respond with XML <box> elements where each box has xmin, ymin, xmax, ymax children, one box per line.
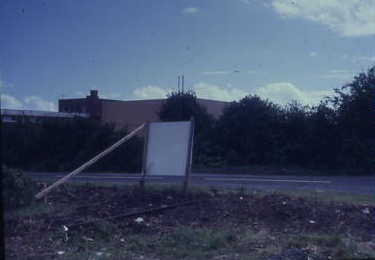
<box><xmin>35</xmin><ymin>123</ymin><xmax>145</xmax><ymax>199</ymax></box>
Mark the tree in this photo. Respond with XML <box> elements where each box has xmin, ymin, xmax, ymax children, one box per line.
<box><xmin>216</xmin><ymin>95</ymin><xmax>283</xmax><ymax>165</ymax></box>
<box><xmin>278</xmin><ymin>101</ymin><xmax>311</xmax><ymax>166</ymax></box>
<box><xmin>330</xmin><ymin>66</ymin><xmax>374</xmax><ymax>173</ymax></box>
<box><xmin>158</xmin><ymin>90</ymin><xmax>212</xmax><ymax>130</ymax></box>
<box><xmin>1</xmin><ymin>122</ymin><xmax>39</xmax><ymax>169</ymax></box>
<box><xmin>158</xmin><ymin>90</ymin><xmax>216</xmax><ymax>165</ymax></box>
<box><xmin>308</xmin><ymin>101</ymin><xmax>339</xmax><ymax>168</ymax></box>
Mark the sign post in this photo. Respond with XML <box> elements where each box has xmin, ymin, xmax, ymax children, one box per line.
<box><xmin>140</xmin><ymin>122</ymin><xmax>150</xmax><ymax>189</ymax></box>
<box><xmin>183</xmin><ymin>117</ymin><xmax>195</xmax><ymax>196</ymax></box>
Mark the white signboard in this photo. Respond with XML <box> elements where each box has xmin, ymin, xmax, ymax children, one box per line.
<box><xmin>145</xmin><ymin>121</ymin><xmax>193</xmax><ymax>176</ymax></box>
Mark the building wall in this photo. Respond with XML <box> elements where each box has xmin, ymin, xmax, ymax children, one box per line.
<box><xmin>58</xmin><ymin>90</ymin><xmax>102</xmax><ymax>119</ymax></box>
<box><xmin>58</xmin><ymin>90</ymin><xmax>228</xmax><ymax>131</ymax></box>
<box><xmin>101</xmin><ymin>98</ymin><xmax>228</xmax><ymax>131</ymax></box>
<box><xmin>197</xmin><ymin>99</ymin><xmax>228</xmax><ymax>119</ymax></box>
<box><xmin>101</xmin><ymin>99</ymin><xmax>163</xmax><ymax>130</ymax></box>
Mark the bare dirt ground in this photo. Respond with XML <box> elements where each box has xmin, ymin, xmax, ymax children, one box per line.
<box><xmin>4</xmin><ymin>184</ymin><xmax>374</xmax><ymax>259</ymax></box>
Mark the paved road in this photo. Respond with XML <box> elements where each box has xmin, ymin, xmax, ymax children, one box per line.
<box><xmin>25</xmin><ymin>172</ymin><xmax>374</xmax><ymax>194</ymax></box>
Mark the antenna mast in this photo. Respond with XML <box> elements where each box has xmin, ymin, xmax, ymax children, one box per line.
<box><xmin>177</xmin><ymin>76</ymin><xmax>180</xmax><ymax>92</ymax></box>
<box><xmin>182</xmin><ymin>75</ymin><xmax>184</xmax><ymax>92</ymax></box>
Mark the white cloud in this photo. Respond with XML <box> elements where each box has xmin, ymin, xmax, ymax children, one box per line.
<box><xmin>23</xmin><ymin>96</ymin><xmax>56</xmax><ymax>111</ymax></box>
<box><xmin>182</xmin><ymin>7</ymin><xmax>199</xmax><ymax>15</ymax></box>
<box><xmin>131</xmin><ymin>81</ymin><xmax>334</xmax><ymax>105</ymax></box>
<box><xmin>192</xmin><ymin>82</ymin><xmax>247</xmax><ymax>101</ymax></box>
<box><xmin>256</xmin><ymin>82</ymin><xmax>333</xmax><ymax>106</ymax></box>
<box><xmin>1</xmin><ymin>94</ymin><xmax>24</xmax><ymax>109</ymax></box>
<box><xmin>132</xmin><ymin>85</ymin><xmax>168</xmax><ymax>100</ymax></box>
<box><xmin>272</xmin><ymin>0</ymin><xmax>375</xmax><ymax>37</ymax></box>
<box><xmin>1</xmin><ymin>94</ymin><xmax>56</xmax><ymax>111</ymax></box>
<box><xmin>131</xmin><ymin>83</ymin><xmax>246</xmax><ymax>101</ymax></box>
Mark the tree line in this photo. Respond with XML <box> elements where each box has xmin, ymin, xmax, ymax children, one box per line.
<box><xmin>2</xmin><ymin>118</ymin><xmax>143</xmax><ymax>172</ymax></box>
<box><xmin>158</xmin><ymin>67</ymin><xmax>374</xmax><ymax>175</ymax></box>
<box><xmin>2</xmin><ymin>67</ymin><xmax>373</xmax><ymax>175</ymax></box>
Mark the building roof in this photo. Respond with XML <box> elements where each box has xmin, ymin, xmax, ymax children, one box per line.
<box><xmin>1</xmin><ymin>109</ymin><xmax>89</xmax><ymax>118</ymax></box>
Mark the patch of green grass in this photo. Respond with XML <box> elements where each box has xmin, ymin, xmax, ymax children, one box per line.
<box><xmin>39</xmin><ymin>176</ymin><xmax>374</xmax><ymax>206</ymax></box>
<box><xmin>285</xmin><ymin>232</ymin><xmax>375</xmax><ymax>260</ymax></box>
<box><xmin>24</xmin><ymin>223</ymin><xmax>375</xmax><ymax>260</ymax></box>
<box><xmin>161</xmin><ymin>226</ymin><xmax>237</xmax><ymax>259</ymax></box>
<box><xmin>3</xmin><ymin>202</ymin><xmax>59</xmax><ymax>220</ymax></box>
<box><xmin>126</xmin><ymin>234</ymin><xmax>158</xmax><ymax>253</ymax></box>
<box><xmin>233</xmin><ymin>227</ymin><xmax>281</xmax><ymax>259</ymax></box>
<box><xmin>94</xmin><ymin>221</ymin><xmax>118</xmax><ymax>240</ymax></box>
<box><xmin>275</xmin><ymin>189</ymin><xmax>374</xmax><ymax>206</ymax></box>
<box><xmin>2</xmin><ymin>166</ymin><xmax>40</xmax><ymax>210</ymax></box>
<box><xmin>208</xmin><ymin>184</ymin><xmax>374</xmax><ymax>206</ymax></box>
<box><xmin>287</xmin><ymin>233</ymin><xmax>339</xmax><ymax>249</ymax></box>
<box><xmin>61</xmin><ymin>244</ymin><xmax>130</xmax><ymax>260</ymax></box>
<box><xmin>185</xmin><ymin>184</ymin><xmax>374</xmax><ymax>206</ymax></box>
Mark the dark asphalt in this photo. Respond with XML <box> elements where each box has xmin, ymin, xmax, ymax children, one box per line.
<box><xmin>24</xmin><ymin>172</ymin><xmax>374</xmax><ymax>194</ymax></box>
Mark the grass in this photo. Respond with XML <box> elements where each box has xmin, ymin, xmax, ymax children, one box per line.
<box><xmin>161</xmin><ymin>226</ymin><xmax>237</xmax><ymax>259</ymax></box>
<box><xmin>285</xmin><ymin>232</ymin><xmax>375</xmax><ymax>259</ymax></box>
<box><xmin>42</xmin><ymin>226</ymin><xmax>237</xmax><ymax>259</ymax></box>
<box><xmin>3</xmin><ymin>201</ymin><xmax>60</xmax><ymax>220</ymax></box>
<box><xmin>11</xmin><ymin>225</ymin><xmax>373</xmax><ymax>260</ymax></box>
<box><xmin>95</xmin><ymin>181</ymin><xmax>374</xmax><ymax>206</ymax></box>
<box><xmin>35</xmin><ymin>180</ymin><xmax>375</xmax><ymax>207</ymax></box>
<box><xmin>273</xmin><ymin>189</ymin><xmax>374</xmax><ymax>206</ymax></box>
<box><xmin>4</xmin><ymin>182</ymin><xmax>374</xmax><ymax>259</ymax></box>
<box><xmin>40</xmin><ymin>226</ymin><xmax>374</xmax><ymax>260</ymax></box>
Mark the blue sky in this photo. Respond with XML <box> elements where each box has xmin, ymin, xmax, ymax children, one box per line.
<box><xmin>1</xmin><ymin>0</ymin><xmax>374</xmax><ymax>111</ymax></box>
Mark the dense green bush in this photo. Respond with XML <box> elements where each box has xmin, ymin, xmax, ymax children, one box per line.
<box><xmin>2</xmin><ymin>165</ymin><xmax>38</xmax><ymax>210</ymax></box>
<box><xmin>1</xmin><ymin>117</ymin><xmax>143</xmax><ymax>172</ymax></box>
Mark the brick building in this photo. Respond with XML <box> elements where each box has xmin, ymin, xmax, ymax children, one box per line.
<box><xmin>59</xmin><ymin>90</ymin><xmax>228</xmax><ymax>130</ymax></box>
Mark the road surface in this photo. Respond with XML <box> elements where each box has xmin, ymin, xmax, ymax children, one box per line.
<box><xmin>24</xmin><ymin>172</ymin><xmax>374</xmax><ymax>194</ymax></box>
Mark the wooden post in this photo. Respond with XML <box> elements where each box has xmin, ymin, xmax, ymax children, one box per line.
<box><xmin>140</xmin><ymin>122</ymin><xmax>150</xmax><ymax>189</ymax></box>
<box><xmin>43</xmin><ymin>183</ymin><xmax>48</xmax><ymax>204</ymax></box>
<box><xmin>183</xmin><ymin>117</ymin><xmax>195</xmax><ymax>197</ymax></box>
<box><xmin>35</xmin><ymin>123</ymin><xmax>146</xmax><ymax>199</ymax></box>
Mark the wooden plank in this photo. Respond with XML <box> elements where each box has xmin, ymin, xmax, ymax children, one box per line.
<box><xmin>35</xmin><ymin>123</ymin><xmax>145</xmax><ymax>199</ymax></box>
